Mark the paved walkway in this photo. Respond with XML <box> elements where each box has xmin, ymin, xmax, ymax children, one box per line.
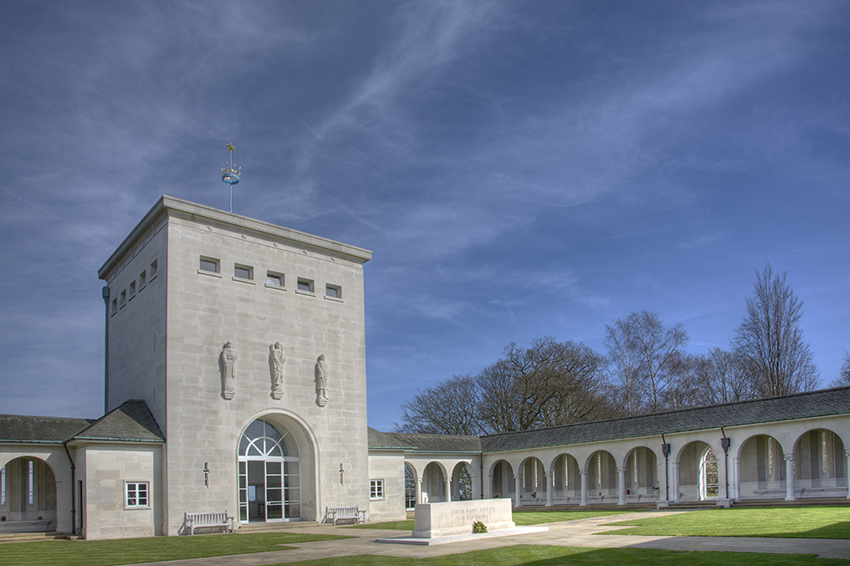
<box><xmin>123</xmin><ymin>512</ymin><xmax>850</xmax><ymax>565</ymax></box>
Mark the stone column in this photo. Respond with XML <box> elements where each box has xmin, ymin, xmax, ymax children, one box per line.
<box><xmin>732</xmin><ymin>457</ymin><xmax>741</xmax><ymax>501</ymax></box>
<box><xmin>487</xmin><ymin>475</ymin><xmax>494</xmax><ymax>500</ymax></box>
<box><xmin>580</xmin><ymin>469</ymin><xmax>588</xmax><ymax>506</ymax></box>
<box><xmin>416</xmin><ymin>478</ymin><xmax>423</xmax><ymax>505</ymax></box>
<box><xmin>845</xmin><ymin>450</ymin><xmax>850</xmax><ymax>500</ymax></box>
<box><xmin>545</xmin><ymin>472</ymin><xmax>553</xmax><ymax>507</ymax></box>
<box><xmin>514</xmin><ymin>474</ymin><xmax>522</xmax><ymax>507</ymax></box>
<box><xmin>785</xmin><ymin>454</ymin><xmax>796</xmax><ymax>501</ymax></box>
<box><xmin>445</xmin><ymin>477</ymin><xmax>452</xmax><ymax>503</ymax></box>
<box><xmin>617</xmin><ymin>466</ymin><xmax>626</xmax><ymax>505</ymax></box>
<box><xmin>671</xmin><ymin>462</ymin><xmax>680</xmax><ymax>503</ymax></box>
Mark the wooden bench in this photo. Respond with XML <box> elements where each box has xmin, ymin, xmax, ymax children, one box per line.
<box><xmin>325</xmin><ymin>505</ymin><xmax>365</xmax><ymax>525</ymax></box>
<box><xmin>184</xmin><ymin>511</ymin><xmax>234</xmax><ymax>535</ymax></box>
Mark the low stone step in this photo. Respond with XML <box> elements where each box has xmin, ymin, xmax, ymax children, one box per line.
<box><xmin>0</xmin><ymin>531</ymin><xmax>66</xmax><ymax>544</ymax></box>
<box><xmin>235</xmin><ymin>521</ymin><xmax>322</xmax><ymax>533</ymax></box>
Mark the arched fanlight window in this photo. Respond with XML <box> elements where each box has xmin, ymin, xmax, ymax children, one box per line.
<box><xmin>238</xmin><ymin>419</ymin><xmax>298</xmax><ymax>458</ymax></box>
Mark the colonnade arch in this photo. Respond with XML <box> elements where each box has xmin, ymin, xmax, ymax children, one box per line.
<box><xmin>0</xmin><ymin>456</ymin><xmax>57</xmax><ymax>528</ymax></box>
<box><xmin>793</xmin><ymin>429</ymin><xmax>846</xmax><ymax>492</ymax></box>
<box><xmin>624</xmin><ymin>447</ymin><xmax>658</xmax><ymax>501</ymax></box>
<box><xmin>517</xmin><ymin>457</ymin><xmax>544</xmax><ymax>505</ymax></box>
<box><xmin>402</xmin><ymin>457</ymin><xmax>479</xmax><ymax>506</ymax></box>
<box><xmin>550</xmin><ymin>453</ymin><xmax>581</xmax><ymax>503</ymax></box>
<box><xmin>586</xmin><ymin>450</ymin><xmax>617</xmax><ymax>501</ymax></box>
<box><xmin>676</xmin><ymin>441</ymin><xmax>717</xmax><ymax>501</ymax></box>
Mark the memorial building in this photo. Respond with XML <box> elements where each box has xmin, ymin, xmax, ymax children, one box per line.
<box><xmin>1</xmin><ymin>196</ymin><xmax>849</xmax><ymax>539</ymax></box>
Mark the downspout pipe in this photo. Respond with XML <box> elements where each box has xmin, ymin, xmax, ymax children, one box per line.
<box><xmin>63</xmin><ymin>442</ymin><xmax>76</xmax><ymax>535</ymax></box>
<box><xmin>480</xmin><ymin>454</ymin><xmax>485</xmax><ymax>500</ymax></box>
<box><xmin>102</xmin><ymin>286</ymin><xmax>109</xmax><ymax>415</ymax></box>
<box><xmin>720</xmin><ymin>427</ymin><xmax>731</xmax><ymax>501</ymax></box>
<box><xmin>661</xmin><ymin>433</ymin><xmax>671</xmax><ymax>503</ymax></box>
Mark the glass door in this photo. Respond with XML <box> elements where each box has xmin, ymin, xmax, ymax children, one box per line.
<box><xmin>265</xmin><ymin>461</ymin><xmax>283</xmax><ymax>521</ymax></box>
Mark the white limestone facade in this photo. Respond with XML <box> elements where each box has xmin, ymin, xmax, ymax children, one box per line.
<box><xmin>98</xmin><ymin>196</ymin><xmax>372</xmax><ymax>535</ymax></box>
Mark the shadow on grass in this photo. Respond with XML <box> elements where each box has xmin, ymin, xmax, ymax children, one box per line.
<box><xmin>263</xmin><ymin>544</ymin><xmax>850</xmax><ymax>565</ymax></box>
<box><xmin>0</xmin><ymin>532</ymin><xmax>352</xmax><ymax>566</ymax></box>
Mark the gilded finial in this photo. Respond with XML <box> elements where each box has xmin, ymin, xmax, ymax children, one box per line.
<box><xmin>226</xmin><ymin>142</ymin><xmax>236</xmax><ymax>152</ymax></box>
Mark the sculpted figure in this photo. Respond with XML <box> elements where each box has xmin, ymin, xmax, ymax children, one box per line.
<box><xmin>220</xmin><ymin>341</ymin><xmax>237</xmax><ymax>400</ymax></box>
<box><xmin>315</xmin><ymin>354</ymin><xmax>328</xmax><ymax>406</ymax></box>
<box><xmin>270</xmin><ymin>342</ymin><xmax>286</xmax><ymax>399</ymax></box>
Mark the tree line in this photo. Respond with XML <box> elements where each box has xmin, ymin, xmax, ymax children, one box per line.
<box><xmin>396</xmin><ymin>264</ymin><xmax>849</xmax><ymax>436</ymax></box>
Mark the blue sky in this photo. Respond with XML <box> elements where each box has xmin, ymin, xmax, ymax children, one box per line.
<box><xmin>1</xmin><ymin>1</ymin><xmax>848</xmax><ymax>431</ymax></box>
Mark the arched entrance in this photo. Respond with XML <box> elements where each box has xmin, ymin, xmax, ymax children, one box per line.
<box><xmin>624</xmin><ymin>447</ymin><xmax>658</xmax><ymax>501</ymax></box>
<box><xmin>551</xmin><ymin>453</ymin><xmax>581</xmax><ymax>503</ymax></box>
<box><xmin>738</xmin><ymin>434</ymin><xmax>785</xmax><ymax>499</ymax></box>
<box><xmin>238</xmin><ymin>419</ymin><xmax>301</xmax><ymax>522</ymax></box>
<box><xmin>0</xmin><ymin>457</ymin><xmax>56</xmax><ymax>530</ymax></box>
<box><xmin>586</xmin><ymin>451</ymin><xmax>617</xmax><ymax>502</ymax></box>
<box><xmin>404</xmin><ymin>463</ymin><xmax>417</xmax><ymax>510</ymax></box>
<box><xmin>678</xmin><ymin>441</ymin><xmax>718</xmax><ymax>501</ymax></box>
<box><xmin>451</xmin><ymin>462</ymin><xmax>474</xmax><ymax>501</ymax></box>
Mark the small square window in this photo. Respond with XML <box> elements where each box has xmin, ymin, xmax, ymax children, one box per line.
<box><xmin>125</xmin><ymin>481</ymin><xmax>149</xmax><ymax>508</ymax></box>
<box><xmin>150</xmin><ymin>260</ymin><xmax>158</xmax><ymax>279</ymax></box>
<box><xmin>120</xmin><ymin>290</ymin><xmax>127</xmax><ymax>308</ymax></box>
<box><xmin>234</xmin><ymin>264</ymin><xmax>253</xmax><ymax>280</ymax></box>
<box><xmin>200</xmin><ymin>257</ymin><xmax>219</xmax><ymax>273</ymax></box>
<box><xmin>266</xmin><ymin>272</ymin><xmax>284</xmax><ymax>287</ymax></box>
<box><xmin>297</xmin><ymin>278</ymin><xmax>314</xmax><ymax>293</ymax></box>
<box><xmin>325</xmin><ymin>284</ymin><xmax>342</xmax><ymax>299</ymax></box>
<box><xmin>370</xmin><ymin>479</ymin><xmax>384</xmax><ymax>500</ymax></box>
<box><xmin>139</xmin><ymin>271</ymin><xmax>147</xmax><ymax>290</ymax></box>
<box><xmin>129</xmin><ymin>280</ymin><xmax>136</xmax><ymax>298</ymax></box>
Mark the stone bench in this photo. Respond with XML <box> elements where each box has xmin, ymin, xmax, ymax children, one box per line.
<box><xmin>325</xmin><ymin>505</ymin><xmax>365</xmax><ymax>525</ymax></box>
<box><xmin>184</xmin><ymin>511</ymin><xmax>234</xmax><ymax>535</ymax></box>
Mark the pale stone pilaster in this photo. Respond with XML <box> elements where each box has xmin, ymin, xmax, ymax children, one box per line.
<box><xmin>545</xmin><ymin>472</ymin><xmax>553</xmax><ymax>507</ymax></box>
<box><xmin>416</xmin><ymin>478</ymin><xmax>423</xmax><ymax>505</ymax></box>
<box><xmin>445</xmin><ymin>477</ymin><xmax>452</xmax><ymax>503</ymax></box>
<box><xmin>487</xmin><ymin>475</ymin><xmax>494</xmax><ymax>500</ymax></box>
<box><xmin>732</xmin><ymin>457</ymin><xmax>741</xmax><ymax>501</ymax></box>
<box><xmin>580</xmin><ymin>469</ymin><xmax>588</xmax><ymax>506</ymax></box>
<box><xmin>514</xmin><ymin>474</ymin><xmax>522</xmax><ymax>507</ymax></box>
<box><xmin>617</xmin><ymin>466</ymin><xmax>626</xmax><ymax>505</ymax></box>
<box><xmin>671</xmin><ymin>462</ymin><xmax>680</xmax><ymax>503</ymax></box>
<box><xmin>785</xmin><ymin>454</ymin><xmax>796</xmax><ymax>501</ymax></box>
<box><xmin>845</xmin><ymin>450</ymin><xmax>850</xmax><ymax>499</ymax></box>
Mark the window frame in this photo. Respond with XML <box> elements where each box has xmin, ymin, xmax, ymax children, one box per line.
<box><xmin>265</xmin><ymin>271</ymin><xmax>285</xmax><ymax>290</ymax></box>
<box><xmin>296</xmin><ymin>278</ymin><xmax>315</xmax><ymax>295</ymax></box>
<box><xmin>370</xmin><ymin>479</ymin><xmax>384</xmax><ymax>501</ymax></box>
<box><xmin>199</xmin><ymin>256</ymin><xmax>220</xmax><ymax>274</ymax></box>
<box><xmin>234</xmin><ymin>264</ymin><xmax>253</xmax><ymax>281</ymax></box>
<box><xmin>325</xmin><ymin>284</ymin><xmax>342</xmax><ymax>300</ymax></box>
<box><xmin>125</xmin><ymin>481</ymin><xmax>150</xmax><ymax>509</ymax></box>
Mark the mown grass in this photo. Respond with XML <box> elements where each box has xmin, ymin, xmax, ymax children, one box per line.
<box><xmin>266</xmin><ymin>544</ymin><xmax>850</xmax><ymax>565</ymax></box>
<box><xmin>0</xmin><ymin>532</ymin><xmax>351</xmax><ymax>566</ymax></box>
<box><xmin>348</xmin><ymin>509</ymin><xmax>639</xmax><ymax>530</ymax></box>
<box><xmin>604</xmin><ymin>506</ymin><xmax>850</xmax><ymax>539</ymax></box>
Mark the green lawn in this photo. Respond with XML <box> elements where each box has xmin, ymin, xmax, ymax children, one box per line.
<box><xmin>265</xmin><ymin>544</ymin><xmax>850</xmax><ymax>565</ymax></box>
<box><xmin>603</xmin><ymin>506</ymin><xmax>850</xmax><ymax>539</ymax></box>
<box><xmin>0</xmin><ymin>532</ymin><xmax>351</xmax><ymax>566</ymax></box>
<box><xmin>348</xmin><ymin>509</ymin><xmax>639</xmax><ymax>530</ymax></box>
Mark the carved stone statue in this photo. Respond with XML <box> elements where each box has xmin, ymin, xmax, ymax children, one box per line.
<box><xmin>270</xmin><ymin>341</ymin><xmax>285</xmax><ymax>399</ymax></box>
<box><xmin>315</xmin><ymin>354</ymin><xmax>328</xmax><ymax>407</ymax></box>
<box><xmin>220</xmin><ymin>341</ymin><xmax>237</xmax><ymax>400</ymax></box>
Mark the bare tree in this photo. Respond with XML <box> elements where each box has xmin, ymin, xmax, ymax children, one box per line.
<box><xmin>396</xmin><ymin>374</ymin><xmax>482</xmax><ymax>435</ymax></box>
<box><xmin>605</xmin><ymin>311</ymin><xmax>689</xmax><ymax>414</ymax></box>
<box><xmin>477</xmin><ymin>337</ymin><xmax>609</xmax><ymax>433</ymax></box>
<box><xmin>732</xmin><ymin>263</ymin><xmax>819</xmax><ymax>397</ymax></box>
<box><xmin>830</xmin><ymin>350</ymin><xmax>850</xmax><ymax>387</ymax></box>
<box><xmin>604</xmin><ymin>316</ymin><xmax>644</xmax><ymax>416</ymax></box>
